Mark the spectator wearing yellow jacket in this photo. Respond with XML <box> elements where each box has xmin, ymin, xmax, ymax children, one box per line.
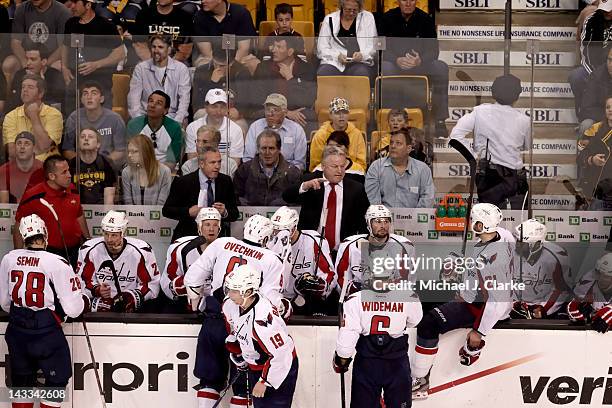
<box><xmin>309</xmin><ymin>97</ymin><xmax>366</xmax><ymax>174</ymax></box>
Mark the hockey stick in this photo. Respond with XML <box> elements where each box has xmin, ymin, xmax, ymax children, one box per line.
<box><xmin>337</xmin><ymin>275</ymin><xmax>348</xmax><ymax>408</ymax></box>
<box><xmin>39</xmin><ymin>198</ymin><xmax>107</xmax><ymax>408</ymax></box>
<box><xmin>107</xmin><ymin>262</ymin><xmax>127</xmax><ymax>312</ymax></box>
<box><xmin>448</xmin><ymin>139</ymin><xmax>477</xmax><ymax>256</ymax></box>
<box><xmin>211</xmin><ymin>369</ymin><xmax>245</xmax><ymax>408</ymax></box>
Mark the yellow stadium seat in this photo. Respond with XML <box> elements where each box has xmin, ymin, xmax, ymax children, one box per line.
<box><xmin>112</xmin><ymin>73</ymin><xmax>130</xmax><ymax>123</ymax></box>
<box><xmin>258</xmin><ymin>21</ymin><xmax>315</xmax><ymax>57</ymax></box>
<box><xmin>315</xmin><ymin>75</ymin><xmax>371</xmax><ymax>124</ymax></box>
<box><xmin>266</xmin><ymin>0</ymin><xmax>314</xmax><ymax>22</ymax></box>
<box><xmin>376</xmin><ymin>108</ymin><xmax>424</xmax><ymax>130</ymax></box>
<box><xmin>383</xmin><ymin>0</ymin><xmax>428</xmax><ymax>13</ymax></box>
<box><xmin>231</xmin><ymin>0</ymin><xmax>258</xmax><ymax>24</ymax></box>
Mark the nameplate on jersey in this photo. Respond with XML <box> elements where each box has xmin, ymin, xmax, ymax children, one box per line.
<box><xmin>439</xmin><ymin>0</ymin><xmax>578</xmax><ymax>10</ymax></box>
<box><xmin>434</xmin><ymin>137</ymin><xmax>577</xmax><ymax>155</ymax></box>
<box><xmin>448</xmin><ymin>81</ymin><xmax>573</xmax><ymax>98</ymax></box>
<box><xmin>434</xmin><ymin>163</ymin><xmax>577</xmax><ymax>179</ymax></box>
<box><xmin>439</xmin><ymin>51</ymin><xmax>575</xmax><ymax>67</ymax></box>
<box><xmin>437</xmin><ymin>26</ymin><xmax>576</xmax><ymax>41</ymax></box>
<box><xmin>447</xmin><ymin>107</ymin><xmax>578</xmax><ymax>124</ymax></box>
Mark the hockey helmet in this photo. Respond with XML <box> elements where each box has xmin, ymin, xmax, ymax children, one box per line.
<box><xmin>514</xmin><ymin>219</ymin><xmax>547</xmax><ymax>243</ymax></box>
<box><xmin>101</xmin><ymin>210</ymin><xmax>129</xmax><ymax>234</ymax></box>
<box><xmin>365</xmin><ymin>204</ymin><xmax>393</xmax><ymax>235</ymax></box>
<box><xmin>243</xmin><ymin>214</ymin><xmax>274</xmax><ymax>246</ymax></box>
<box><xmin>596</xmin><ymin>253</ymin><xmax>612</xmax><ymax>277</ymax></box>
<box><xmin>19</xmin><ymin>214</ymin><xmax>48</xmax><ymax>244</ymax></box>
<box><xmin>224</xmin><ymin>264</ymin><xmax>261</xmax><ymax>297</ymax></box>
<box><xmin>470</xmin><ymin>203</ymin><xmax>503</xmax><ymax>234</ymax></box>
<box><xmin>270</xmin><ymin>206</ymin><xmax>299</xmax><ymax>233</ymax></box>
<box><xmin>195</xmin><ymin>207</ymin><xmax>222</xmax><ymax>235</ymax></box>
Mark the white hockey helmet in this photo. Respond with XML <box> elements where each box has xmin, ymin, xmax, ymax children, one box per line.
<box><xmin>101</xmin><ymin>210</ymin><xmax>129</xmax><ymax>234</ymax></box>
<box><xmin>195</xmin><ymin>207</ymin><xmax>222</xmax><ymax>234</ymax></box>
<box><xmin>224</xmin><ymin>264</ymin><xmax>261</xmax><ymax>296</ymax></box>
<box><xmin>365</xmin><ymin>204</ymin><xmax>393</xmax><ymax>235</ymax></box>
<box><xmin>271</xmin><ymin>206</ymin><xmax>299</xmax><ymax>232</ymax></box>
<box><xmin>595</xmin><ymin>253</ymin><xmax>612</xmax><ymax>277</ymax></box>
<box><xmin>514</xmin><ymin>219</ymin><xmax>547</xmax><ymax>243</ymax></box>
<box><xmin>19</xmin><ymin>214</ymin><xmax>48</xmax><ymax>243</ymax></box>
<box><xmin>243</xmin><ymin>214</ymin><xmax>273</xmax><ymax>245</ymax></box>
<box><xmin>470</xmin><ymin>203</ymin><xmax>502</xmax><ymax>234</ymax></box>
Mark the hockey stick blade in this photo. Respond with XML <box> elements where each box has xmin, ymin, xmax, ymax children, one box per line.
<box><xmin>449</xmin><ymin>139</ymin><xmax>476</xmax><ymax>168</ymax></box>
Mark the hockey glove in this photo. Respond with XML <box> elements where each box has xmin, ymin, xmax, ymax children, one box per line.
<box><xmin>295</xmin><ymin>273</ymin><xmax>327</xmax><ymax>298</ymax></box>
<box><xmin>91</xmin><ymin>297</ymin><xmax>114</xmax><ymax>312</ymax></box>
<box><xmin>459</xmin><ymin>339</ymin><xmax>486</xmax><ymax>366</ymax></box>
<box><xmin>170</xmin><ymin>275</ymin><xmax>187</xmax><ymax>297</ymax></box>
<box><xmin>114</xmin><ymin>289</ymin><xmax>143</xmax><ymax>313</ymax></box>
<box><xmin>591</xmin><ymin>305</ymin><xmax>612</xmax><ymax>333</ymax></box>
<box><xmin>230</xmin><ymin>352</ymin><xmax>249</xmax><ymax>371</ymax></box>
<box><xmin>278</xmin><ymin>298</ymin><xmax>293</xmax><ymax>321</ymax></box>
<box><xmin>440</xmin><ymin>252</ymin><xmax>464</xmax><ymax>283</ymax></box>
<box><xmin>567</xmin><ymin>299</ymin><xmax>593</xmax><ymax>322</ymax></box>
<box><xmin>332</xmin><ymin>352</ymin><xmax>352</xmax><ymax>374</ymax></box>
<box><xmin>344</xmin><ymin>280</ymin><xmax>362</xmax><ymax>298</ymax></box>
<box><xmin>225</xmin><ymin>334</ymin><xmax>242</xmax><ymax>354</ymax></box>
<box><xmin>510</xmin><ymin>301</ymin><xmax>532</xmax><ymax>319</ymax></box>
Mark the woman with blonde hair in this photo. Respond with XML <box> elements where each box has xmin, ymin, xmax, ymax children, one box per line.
<box><xmin>122</xmin><ymin>134</ymin><xmax>172</xmax><ymax>205</ymax></box>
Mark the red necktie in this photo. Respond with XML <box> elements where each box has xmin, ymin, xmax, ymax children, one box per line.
<box><xmin>325</xmin><ymin>184</ymin><xmax>337</xmax><ymax>249</ymax></box>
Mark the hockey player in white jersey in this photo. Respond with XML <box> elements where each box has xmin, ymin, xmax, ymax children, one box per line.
<box><xmin>333</xmin><ymin>264</ymin><xmax>423</xmax><ymax>407</ymax></box>
<box><xmin>0</xmin><ymin>215</ymin><xmax>89</xmax><ymax>408</ymax></box>
<box><xmin>161</xmin><ymin>208</ymin><xmax>222</xmax><ymax>312</ymax></box>
<box><xmin>511</xmin><ymin>219</ymin><xmax>571</xmax><ymax>319</ymax></box>
<box><xmin>335</xmin><ymin>205</ymin><xmax>416</xmax><ymax>291</ymax></box>
<box><xmin>184</xmin><ymin>214</ymin><xmax>285</xmax><ymax>408</ymax></box>
<box><xmin>268</xmin><ymin>206</ymin><xmax>336</xmax><ymax>315</ymax></box>
<box><xmin>567</xmin><ymin>253</ymin><xmax>612</xmax><ymax>333</ymax></box>
<box><xmin>223</xmin><ymin>264</ymin><xmax>298</xmax><ymax>408</ymax></box>
<box><xmin>77</xmin><ymin>210</ymin><xmax>161</xmax><ymax>313</ymax></box>
<box><xmin>412</xmin><ymin>203</ymin><xmax>515</xmax><ymax>399</ymax></box>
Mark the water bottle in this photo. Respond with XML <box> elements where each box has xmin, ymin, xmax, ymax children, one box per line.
<box><xmin>437</xmin><ymin>199</ymin><xmax>447</xmax><ymax>217</ymax></box>
<box><xmin>447</xmin><ymin>204</ymin><xmax>457</xmax><ymax>218</ymax></box>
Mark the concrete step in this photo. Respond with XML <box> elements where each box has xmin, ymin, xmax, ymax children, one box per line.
<box><xmin>447</xmin><ymin>95</ymin><xmax>576</xmax><ymax>108</ymax></box>
<box><xmin>439</xmin><ymin>123</ymin><xmax>578</xmax><ymax>138</ymax></box>
<box><xmin>439</xmin><ymin>40</ymin><xmax>578</xmax><ymax>52</ymax></box>
<box><xmin>436</xmin><ymin>11</ymin><xmax>578</xmax><ymax>26</ymax></box>
<box><xmin>448</xmin><ymin>66</ymin><xmax>574</xmax><ymax>82</ymax></box>
<box><xmin>433</xmin><ymin>178</ymin><xmax>577</xmax><ymax>194</ymax></box>
<box><xmin>439</xmin><ymin>0</ymin><xmax>579</xmax><ymax>12</ymax></box>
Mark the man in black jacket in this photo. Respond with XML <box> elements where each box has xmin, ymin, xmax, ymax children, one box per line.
<box><xmin>163</xmin><ymin>146</ymin><xmax>239</xmax><ymax>240</ymax></box>
<box><xmin>379</xmin><ymin>0</ymin><xmax>449</xmax><ymax>137</ymax></box>
<box><xmin>579</xmin><ymin>48</ymin><xmax>612</xmax><ymax>136</ymax></box>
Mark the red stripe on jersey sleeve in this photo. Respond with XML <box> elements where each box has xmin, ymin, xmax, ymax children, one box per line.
<box><xmin>472</xmin><ymin>271</ymin><xmax>489</xmax><ymax>331</ymax></box>
<box><xmin>313</xmin><ymin>241</ymin><xmax>334</xmax><ymax>285</ymax></box>
<box><xmin>166</xmin><ymin>247</ymin><xmax>181</xmax><ymax>280</ymax></box>
<box><xmin>336</xmin><ymin>247</ymin><xmax>351</xmax><ymax>289</ymax></box>
<box><xmin>81</xmin><ymin>254</ymin><xmax>96</xmax><ymax>293</ymax></box>
<box><xmin>136</xmin><ymin>256</ymin><xmax>151</xmax><ymax>296</ymax></box>
<box><xmin>252</xmin><ymin>326</ymin><xmax>273</xmax><ymax>382</ymax></box>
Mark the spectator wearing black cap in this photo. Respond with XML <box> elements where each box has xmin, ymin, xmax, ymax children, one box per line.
<box><xmin>449</xmin><ymin>74</ymin><xmax>531</xmax><ymax>209</ymax></box>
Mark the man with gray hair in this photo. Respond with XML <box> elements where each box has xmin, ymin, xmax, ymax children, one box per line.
<box><xmin>234</xmin><ymin>129</ymin><xmax>301</xmax><ymax>205</ymax></box>
<box><xmin>181</xmin><ymin>125</ymin><xmax>237</xmax><ymax>177</ymax></box>
<box><xmin>244</xmin><ymin>93</ymin><xmax>307</xmax><ymax>170</ymax></box>
<box><xmin>283</xmin><ymin>145</ymin><xmax>369</xmax><ymax>251</ymax></box>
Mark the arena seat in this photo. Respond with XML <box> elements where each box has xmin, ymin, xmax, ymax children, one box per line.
<box><xmin>315</xmin><ymin>75</ymin><xmax>371</xmax><ymax>127</ymax></box>
<box><xmin>112</xmin><ymin>73</ymin><xmax>131</xmax><ymax>123</ymax></box>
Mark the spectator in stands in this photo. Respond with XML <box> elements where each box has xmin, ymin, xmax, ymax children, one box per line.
<box><xmin>127</xmin><ymin>90</ymin><xmax>183</xmax><ymax>170</ymax></box>
<box><xmin>283</xmin><ymin>145</ymin><xmax>369</xmax><ymax>250</ymax></box>
<box><xmin>192</xmin><ymin>0</ymin><xmax>257</xmax><ymax>69</ymax></box>
<box><xmin>132</xmin><ymin>0</ymin><xmax>193</xmax><ymax>64</ymax></box>
<box><xmin>61</xmin><ymin>0</ymin><xmax>125</xmax><ymax>109</ymax></box>
<box><xmin>579</xmin><ymin>48</ymin><xmax>612</xmax><ymax>136</ymax></box>
<box><xmin>365</xmin><ymin>127</ymin><xmax>434</xmax><ymax>208</ymax></box>
<box><xmin>253</xmin><ymin>36</ymin><xmax>316</xmax><ymax>130</ymax></box>
<box><xmin>374</xmin><ymin>108</ymin><xmax>408</xmax><ymax>159</ymax></box>
<box><xmin>181</xmin><ymin>125</ymin><xmax>238</xmax><ymax>177</ymax></box>
<box><xmin>0</xmin><ymin>131</ymin><xmax>43</xmax><ymax>203</ymax></box>
<box><xmin>4</xmin><ymin>0</ymin><xmax>71</xmax><ymax>85</ymax></box>
<box><xmin>311</xmin><ymin>130</ymin><xmax>365</xmax><ymax>183</ymax></box>
<box><xmin>163</xmin><ymin>146</ymin><xmax>240</xmax><ymax>240</ymax></box>
<box><xmin>234</xmin><ymin>129</ymin><xmax>301</xmax><ymax>205</ymax></box>
<box><xmin>68</xmin><ymin>127</ymin><xmax>116</xmax><ymax>204</ymax></box>
<box><xmin>185</xmin><ymin>88</ymin><xmax>244</xmax><ymax>166</ymax></box>
<box><xmin>317</xmin><ymin>0</ymin><xmax>377</xmax><ymax>77</ymax></box>
<box><xmin>3</xmin><ymin>74</ymin><xmax>63</xmax><ymax>161</ymax></box>
<box><xmin>62</xmin><ymin>81</ymin><xmax>126</xmax><ymax>169</ymax></box>
<box><xmin>244</xmin><ymin>93</ymin><xmax>307</xmax><ymax>170</ymax></box>
<box><xmin>261</xmin><ymin>4</ymin><xmax>305</xmax><ymax>59</ymax></box>
<box><xmin>96</xmin><ymin>0</ymin><xmax>146</xmax><ymax>69</ymax></box>
<box><xmin>190</xmin><ymin>46</ymin><xmax>251</xmax><ymax>124</ymax></box>
<box><xmin>379</xmin><ymin>0</ymin><xmax>450</xmax><ymax>138</ymax></box>
<box><xmin>309</xmin><ymin>97</ymin><xmax>366</xmax><ymax>176</ymax></box>
<box><xmin>576</xmin><ymin>0</ymin><xmax>599</xmax><ymax>40</ymax></box>
<box><xmin>7</xmin><ymin>43</ymin><xmax>64</xmax><ymax>113</ymax></box>
<box><xmin>128</xmin><ymin>34</ymin><xmax>191</xmax><ymax>126</ymax></box>
<box><xmin>569</xmin><ymin>0</ymin><xmax>612</xmax><ymax>120</ymax></box>
<box><xmin>121</xmin><ymin>133</ymin><xmax>172</xmax><ymax>205</ymax></box>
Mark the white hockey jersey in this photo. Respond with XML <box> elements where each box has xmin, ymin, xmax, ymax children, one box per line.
<box><xmin>77</xmin><ymin>237</ymin><xmax>161</xmax><ymax>301</ymax></box>
<box><xmin>513</xmin><ymin>243</ymin><xmax>571</xmax><ymax>315</ymax></box>
<box><xmin>184</xmin><ymin>237</ymin><xmax>284</xmax><ymax>309</ymax></box>
<box><xmin>335</xmin><ymin>234</ymin><xmax>416</xmax><ymax>291</ymax></box>
<box><xmin>336</xmin><ymin>290</ymin><xmax>423</xmax><ymax>359</ymax></box>
<box><xmin>572</xmin><ymin>268</ymin><xmax>612</xmax><ymax>311</ymax></box>
<box><xmin>0</xmin><ymin>249</ymin><xmax>86</xmax><ymax>318</ymax></box>
<box><xmin>461</xmin><ymin>227</ymin><xmax>514</xmax><ymax>336</ymax></box>
<box><xmin>161</xmin><ymin>236</ymin><xmax>209</xmax><ymax>300</ymax></box>
<box><xmin>222</xmin><ymin>295</ymin><xmax>296</xmax><ymax>389</ymax></box>
<box><xmin>268</xmin><ymin>230</ymin><xmax>336</xmax><ymax>299</ymax></box>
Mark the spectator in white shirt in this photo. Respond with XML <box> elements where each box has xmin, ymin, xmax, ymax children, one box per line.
<box><xmin>181</xmin><ymin>124</ymin><xmax>238</xmax><ymax>177</ymax></box>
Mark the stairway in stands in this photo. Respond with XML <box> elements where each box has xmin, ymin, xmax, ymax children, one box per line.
<box><xmin>434</xmin><ymin>0</ymin><xmax>580</xmax><ymax>210</ymax></box>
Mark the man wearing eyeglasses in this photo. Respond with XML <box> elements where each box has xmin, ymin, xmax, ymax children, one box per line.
<box><xmin>128</xmin><ymin>34</ymin><xmax>191</xmax><ymax>126</ymax></box>
<box><xmin>243</xmin><ymin>93</ymin><xmax>307</xmax><ymax>170</ymax></box>
<box><xmin>127</xmin><ymin>90</ymin><xmax>183</xmax><ymax>171</ymax></box>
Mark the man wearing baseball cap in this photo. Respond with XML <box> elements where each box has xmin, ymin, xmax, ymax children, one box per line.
<box><xmin>244</xmin><ymin>93</ymin><xmax>307</xmax><ymax>170</ymax></box>
<box><xmin>0</xmin><ymin>131</ymin><xmax>43</xmax><ymax>203</ymax></box>
<box><xmin>185</xmin><ymin>88</ymin><xmax>244</xmax><ymax>168</ymax></box>
<box><xmin>309</xmin><ymin>97</ymin><xmax>366</xmax><ymax>174</ymax></box>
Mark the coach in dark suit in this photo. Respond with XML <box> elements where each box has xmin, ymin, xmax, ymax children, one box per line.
<box><xmin>163</xmin><ymin>146</ymin><xmax>239</xmax><ymax>240</ymax></box>
<box><xmin>283</xmin><ymin>145</ymin><xmax>369</xmax><ymax>251</ymax></box>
